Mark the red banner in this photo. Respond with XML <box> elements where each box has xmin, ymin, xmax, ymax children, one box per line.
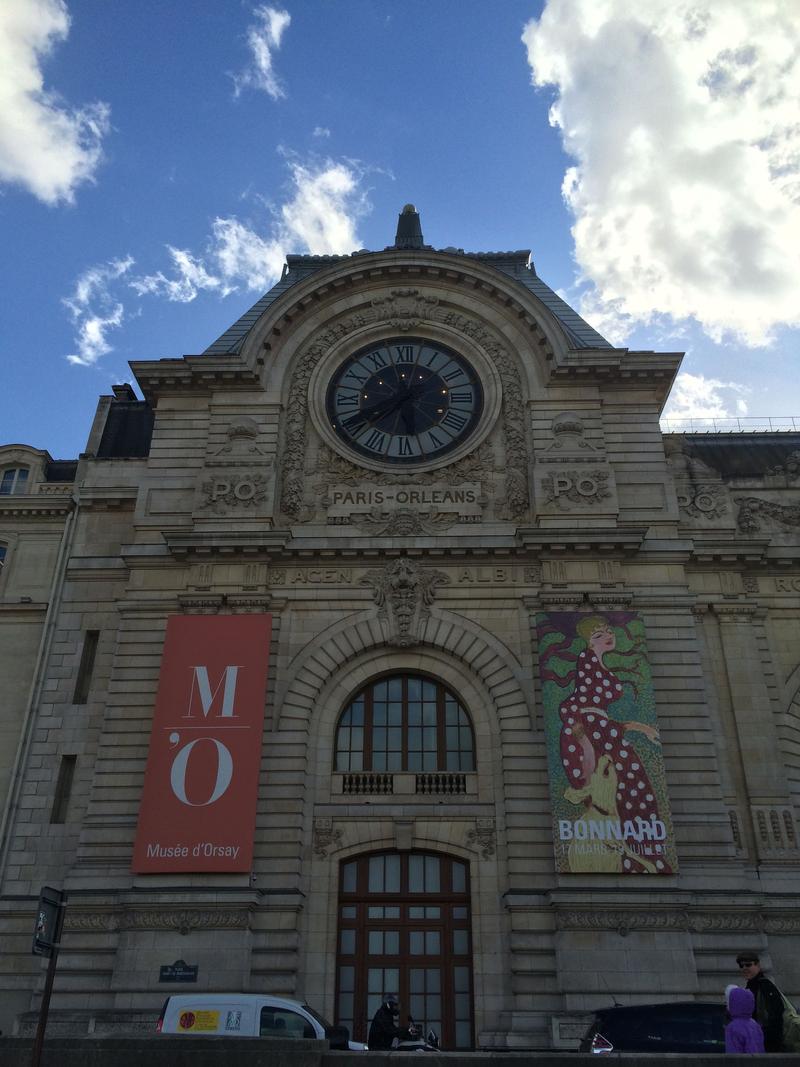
<box><xmin>132</xmin><ymin>614</ymin><xmax>271</xmax><ymax>873</ymax></box>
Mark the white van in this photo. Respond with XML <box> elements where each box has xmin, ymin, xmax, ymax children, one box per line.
<box><xmin>156</xmin><ymin>993</ymin><xmax>366</xmax><ymax>1050</ymax></box>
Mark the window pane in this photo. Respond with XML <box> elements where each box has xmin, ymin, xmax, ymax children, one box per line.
<box><xmin>374</xmin><ymin>681</ymin><xmax>388</xmax><ymax>701</ymax></box>
<box><xmin>409</xmin><ymin>855</ymin><xmax>423</xmax><ymax>892</ymax></box>
<box><xmin>454</xmin><ymin>966</ymin><xmax>469</xmax><ymax>992</ymax></box>
<box><xmin>340</xmin><ymin>929</ymin><xmax>356</xmax><ymax>953</ymax></box>
<box><xmin>385</xmin><ymin>931</ymin><xmax>399</xmax><ymax>954</ymax></box>
<box><xmin>342</xmin><ymin>862</ymin><xmax>357</xmax><ymax>893</ymax></box>
<box><xmin>388</xmin><ymin>677</ymin><xmax>402</xmax><ymax>700</ymax></box>
<box><xmin>408</xmin><ymin>677</ymin><xmax>422</xmax><ymax>700</ymax></box>
<box><xmin>453</xmin><ymin>906</ymin><xmax>467</xmax><ymax>919</ymax></box>
<box><xmin>425</xmin><ymin>856</ymin><xmax>440</xmax><ymax>892</ymax></box>
<box><xmin>423</xmin><ymin>703</ymin><xmax>437</xmax><ymax>725</ymax></box>
<box><xmin>456</xmin><ymin>1022</ymin><xmax>471</xmax><ymax>1048</ymax></box>
<box><xmin>368</xmin><ymin>931</ymin><xmax>383</xmax><ymax>954</ymax></box>
<box><xmin>422</xmin><ymin>681</ymin><xmax>436</xmax><ymax>700</ymax></box>
<box><xmin>368</xmin><ymin>856</ymin><xmax>384</xmax><ymax>892</ymax></box>
<box><xmin>339</xmin><ymin>964</ymin><xmax>354</xmax><ymax>991</ymax></box>
<box><xmin>341</xmin><ymin>905</ymin><xmax>357</xmax><ymax>918</ymax></box>
<box><xmin>387</xmin><ymin>702</ymin><xmax>402</xmax><ymax>724</ymax></box>
<box><xmin>425</xmin><ymin>931</ymin><xmax>440</xmax><ymax>954</ymax></box>
<box><xmin>385</xmin><ymin>855</ymin><xmax>400</xmax><ymax>892</ymax></box>
<box><xmin>452</xmin><ymin>862</ymin><xmax>466</xmax><ymax>893</ymax></box>
<box><xmin>408</xmin><ymin>704</ymin><xmax>421</xmax><ymax>726</ymax></box>
<box><xmin>385</xmin><ymin>906</ymin><xmax>400</xmax><ymax>919</ymax></box>
<box><xmin>426</xmin><ymin>907</ymin><xmax>440</xmax><ymax>918</ymax></box>
<box><xmin>410</xmin><ymin>932</ymin><xmax>424</xmax><ymax>954</ymax></box>
<box><xmin>453</xmin><ymin>930</ymin><xmax>469</xmax><ymax>953</ymax></box>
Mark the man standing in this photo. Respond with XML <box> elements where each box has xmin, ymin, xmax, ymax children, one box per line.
<box><xmin>736</xmin><ymin>952</ymin><xmax>784</xmax><ymax>1053</ymax></box>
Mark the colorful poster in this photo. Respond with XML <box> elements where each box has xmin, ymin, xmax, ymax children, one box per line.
<box><xmin>132</xmin><ymin>614</ymin><xmax>272</xmax><ymax>873</ymax></box>
<box><xmin>537</xmin><ymin>611</ymin><xmax>677</xmax><ymax>874</ymax></box>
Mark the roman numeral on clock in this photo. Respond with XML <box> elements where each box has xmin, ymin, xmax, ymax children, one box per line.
<box><xmin>441</xmin><ymin>410</ymin><xmax>467</xmax><ymax>431</ymax></box>
<box><xmin>363</xmin><ymin>429</ymin><xmax>387</xmax><ymax>452</ymax></box>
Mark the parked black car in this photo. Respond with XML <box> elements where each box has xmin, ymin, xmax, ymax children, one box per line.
<box><xmin>579</xmin><ymin>1001</ymin><xmax>727</xmax><ymax>1054</ymax></box>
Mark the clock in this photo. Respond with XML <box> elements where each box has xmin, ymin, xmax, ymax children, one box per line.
<box><xmin>326</xmin><ymin>337</ymin><xmax>483</xmax><ymax>465</ymax></box>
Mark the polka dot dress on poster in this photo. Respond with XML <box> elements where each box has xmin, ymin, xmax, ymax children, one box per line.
<box><xmin>559</xmin><ymin>646</ymin><xmax>671</xmax><ymax>874</ymax></box>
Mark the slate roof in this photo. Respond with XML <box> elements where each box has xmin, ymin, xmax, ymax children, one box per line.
<box><xmin>202</xmin><ymin>246</ymin><xmax>612</xmax><ymax>356</ymax></box>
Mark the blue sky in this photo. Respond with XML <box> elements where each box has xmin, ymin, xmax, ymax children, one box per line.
<box><xmin>2</xmin><ymin>0</ymin><xmax>799</xmax><ymax>459</ymax></box>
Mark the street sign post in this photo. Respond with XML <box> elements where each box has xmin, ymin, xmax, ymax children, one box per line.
<box><xmin>30</xmin><ymin>886</ymin><xmax>66</xmax><ymax>1067</ymax></box>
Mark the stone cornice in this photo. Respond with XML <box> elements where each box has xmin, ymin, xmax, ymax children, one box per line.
<box><xmin>517</xmin><ymin>527</ymin><xmax>647</xmax><ymax>554</ymax></box>
<box><xmin>0</xmin><ymin>495</ymin><xmax>73</xmax><ymax>518</ymax></box>
<box><xmin>130</xmin><ymin>355</ymin><xmax>261</xmax><ymax>403</ymax></box>
<box><xmin>690</xmin><ymin>538</ymin><xmax>770</xmax><ymax>564</ymax></box>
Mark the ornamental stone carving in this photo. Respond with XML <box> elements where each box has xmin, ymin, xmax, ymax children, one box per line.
<box><xmin>209</xmin><ymin>416</ymin><xmax>266</xmax><ymax>464</ymax></box>
<box><xmin>540</xmin><ymin>468</ymin><xmax>613</xmax><ymax>508</ymax></box>
<box><xmin>539</xmin><ymin>412</ymin><xmax>602</xmax><ymax>463</ymax></box>
<box><xmin>361</xmin><ymin>557</ymin><xmax>448</xmax><ymax>647</ymax></box>
<box><xmin>120</xmin><ymin>908</ymin><xmax>251</xmax><ymax>933</ymax></box>
<box><xmin>281</xmin><ymin>313</ymin><xmax>368</xmax><ymax>519</ymax></box>
<box><xmin>370</xmin><ymin>288</ymin><xmax>439</xmax><ymax>331</ymax></box>
<box><xmin>676</xmin><ymin>482</ymin><xmax>729</xmax><ymax>521</ymax></box>
<box><xmin>348</xmin><ymin>508</ymin><xmax>457</xmax><ymax>535</ymax></box>
<box><xmin>466</xmin><ymin>817</ymin><xmax>496</xmax><ymax>858</ymax></box>
<box><xmin>200</xmin><ymin>472</ymin><xmax>270</xmax><ymax>514</ymax></box>
<box><xmin>313</xmin><ymin>817</ymin><xmax>343</xmax><ymax>857</ymax></box>
<box><xmin>736</xmin><ymin>496</ymin><xmax>800</xmax><ymax>533</ymax></box>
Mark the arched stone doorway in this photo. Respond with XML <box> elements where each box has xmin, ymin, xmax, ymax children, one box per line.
<box><xmin>335</xmin><ymin>849</ymin><xmax>473</xmax><ymax>1049</ymax></box>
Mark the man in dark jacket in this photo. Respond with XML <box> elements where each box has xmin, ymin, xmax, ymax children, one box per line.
<box><xmin>367</xmin><ymin>995</ymin><xmax>419</xmax><ymax>1050</ymax></box>
<box><xmin>736</xmin><ymin>951</ymin><xmax>784</xmax><ymax>1052</ymax></box>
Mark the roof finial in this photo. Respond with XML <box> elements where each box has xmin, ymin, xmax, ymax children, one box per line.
<box><xmin>394</xmin><ymin>204</ymin><xmax>424</xmax><ymax>249</ymax></box>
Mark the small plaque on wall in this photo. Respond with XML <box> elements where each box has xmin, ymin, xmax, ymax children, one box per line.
<box><xmin>159</xmin><ymin>959</ymin><xmax>198</xmax><ymax>983</ymax></box>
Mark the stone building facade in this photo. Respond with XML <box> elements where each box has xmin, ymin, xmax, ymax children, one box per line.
<box><xmin>1</xmin><ymin>209</ymin><xmax>799</xmax><ymax>1047</ymax></box>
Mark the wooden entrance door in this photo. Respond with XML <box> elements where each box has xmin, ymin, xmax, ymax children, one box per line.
<box><xmin>335</xmin><ymin>850</ymin><xmax>473</xmax><ymax>1049</ymax></box>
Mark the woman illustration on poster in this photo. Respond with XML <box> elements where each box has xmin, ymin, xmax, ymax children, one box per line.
<box><xmin>557</xmin><ymin>615</ymin><xmax>671</xmax><ymax>874</ymax></box>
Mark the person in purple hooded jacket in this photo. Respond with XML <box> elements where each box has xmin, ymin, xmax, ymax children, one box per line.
<box><xmin>725</xmin><ymin>985</ymin><xmax>765</xmax><ymax>1054</ymax></box>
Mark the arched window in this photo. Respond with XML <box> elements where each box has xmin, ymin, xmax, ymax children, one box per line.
<box><xmin>0</xmin><ymin>468</ymin><xmax>29</xmax><ymax>495</ymax></box>
<box><xmin>335</xmin><ymin>675</ymin><xmax>475</xmax><ymax>773</ymax></box>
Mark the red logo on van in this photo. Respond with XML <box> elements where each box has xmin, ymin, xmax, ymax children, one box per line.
<box><xmin>179</xmin><ymin>1011</ymin><xmax>196</xmax><ymax>1030</ymax></box>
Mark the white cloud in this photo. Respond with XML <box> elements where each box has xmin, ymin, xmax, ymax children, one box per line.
<box><xmin>313</xmin><ymin>126</ymin><xmax>331</xmax><ymax>139</ymax></box>
<box><xmin>130</xmin><ymin>246</ymin><xmax>227</xmax><ymax>302</ymax></box>
<box><xmin>233</xmin><ymin>5</ymin><xmax>291</xmax><ymax>100</ymax></box>
<box><xmin>662</xmin><ymin>371</ymin><xmax>749</xmax><ymax>420</ymax></box>
<box><xmin>0</xmin><ymin>0</ymin><xmax>110</xmax><ymax>204</ymax></box>
<box><xmin>129</xmin><ymin>157</ymin><xmax>367</xmax><ymax>304</ymax></box>
<box><xmin>211</xmin><ymin>218</ymin><xmax>285</xmax><ymax>292</ymax></box>
<box><xmin>64</xmin><ymin>157</ymin><xmax>369</xmax><ymax>365</ymax></box>
<box><xmin>63</xmin><ymin>257</ymin><xmax>134</xmax><ymax>365</ymax></box>
<box><xmin>522</xmin><ymin>0</ymin><xmax>800</xmax><ymax>347</ymax></box>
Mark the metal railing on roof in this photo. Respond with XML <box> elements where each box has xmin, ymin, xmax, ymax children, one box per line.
<box><xmin>660</xmin><ymin>416</ymin><xmax>800</xmax><ymax>434</ymax></box>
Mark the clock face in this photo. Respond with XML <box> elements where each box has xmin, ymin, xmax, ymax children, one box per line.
<box><xmin>326</xmin><ymin>338</ymin><xmax>483</xmax><ymax>465</ymax></box>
